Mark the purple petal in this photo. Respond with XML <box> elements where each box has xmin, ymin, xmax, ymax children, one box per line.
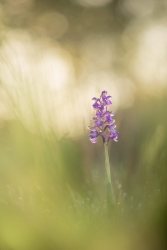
<box><xmin>106</xmin><ymin>115</ymin><xmax>113</xmax><ymax>123</ymax></box>
<box><xmin>102</xmin><ymin>96</ymin><xmax>112</xmax><ymax>105</ymax></box>
<box><xmin>90</xmin><ymin>138</ymin><xmax>97</xmax><ymax>143</ymax></box>
<box><xmin>96</xmin><ymin>110</ymin><xmax>102</xmax><ymax>117</ymax></box>
<box><xmin>107</xmin><ymin>119</ymin><xmax>115</xmax><ymax>125</ymax></box>
<box><xmin>107</xmin><ymin>124</ymin><xmax>116</xmax><ymax>130</ymax></box>
<box><xmin>101</xmin><ymin>90</ymin><xmax>107</xmax><ymax>96</ymax></box>
<box><xmin>98</xmin><ymin>103</ymin><xmax>104</xmax><ymax>111</ymax></box>
<box><xmin>105</xmin><ymin>99</ymin><xmax>112</xmax><ymax>105</ymax></box>
<box><xmin>109</xmin><ymin>130</ymin><xmax>119</xmax><ymax>140</ymax></box>
<box><xmin>104</xmin><ymin>110</ymin><xmax>114</xmax><ymax>116</ymax></box>
<box><xmin>89</xmin><ymin>130</ymin><xmax>99</xmax><ymax>138</ymax></box>
<box><xmin>94</xmin><ymin>119</ymin><xmax>102</xmax><ymax>126</ymax></box>
<box><xmin>92</xmin><ymin>102</ymin><xmax>99</xmax><ymax>109</ymax></box>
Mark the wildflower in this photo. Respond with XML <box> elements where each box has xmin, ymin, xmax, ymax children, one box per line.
<box><xmin>88</xmin><ymin>90</ymin><xmax>118</xmax><ymax>144</ymax></box>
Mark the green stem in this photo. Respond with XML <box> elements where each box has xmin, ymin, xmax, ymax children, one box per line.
<box><xmin>104</xmin><ymin>141</ymin><xmax>116</xmax><ymax>210</ymax></box>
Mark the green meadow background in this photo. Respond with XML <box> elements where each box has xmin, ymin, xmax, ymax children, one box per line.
<box><xmin>0</xmin><ymin>0</ymin><xmax>167</xmax><ymax>249</ymax></box>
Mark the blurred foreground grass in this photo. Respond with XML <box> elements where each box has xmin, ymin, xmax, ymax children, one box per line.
<box><xmin>0</xmin><ymin>91</ymin><xmax>167</xmax><ymax>250</ymax></box>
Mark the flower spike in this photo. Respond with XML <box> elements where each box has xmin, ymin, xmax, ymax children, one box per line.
<box><xmin>88</xmin><ymin>90</ymin><xmax>118</xmax><ymax>144</ymax></box>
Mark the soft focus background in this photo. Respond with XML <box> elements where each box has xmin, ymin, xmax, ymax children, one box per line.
<box><xmin>0</xmin><ymin>0</ymin><xmax>167</xmax><ymax>249</ymax></box>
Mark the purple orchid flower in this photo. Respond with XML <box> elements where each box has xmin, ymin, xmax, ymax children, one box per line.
<box><xmin>88</xmin><ymin>90</ymin><xmax>118</xmax><ymax>144</ymax></box>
